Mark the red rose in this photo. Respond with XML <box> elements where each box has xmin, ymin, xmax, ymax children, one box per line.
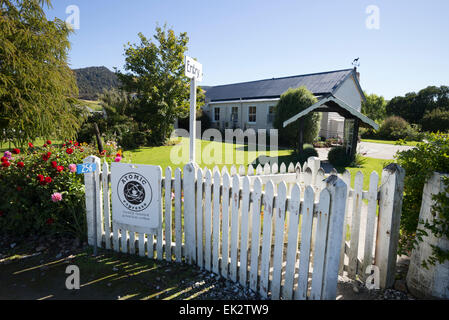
<box><xmin>37</xmin><ymin>174</ymin><xmax>44</xmax><ymax>182</ymax></box>
<box><xmin>56</xmin><ymin>166</ymin><xmax>64</xmax><ymax>172</ymax></box>
<box><xmin>66</xmin><ymin>148</ymin><xmax>74</xmax><ymax>155</ymax></box>
<box><xmin>47</xmin><ymin>152</ymin><xmax>51</xmax><ymax>157</ymax></box>
<box><xmin>28</xmin><ymin>142</ymin><xmax>34</xmax><ymax>148</ymax></box>
<box><xmin>47</xmin><ymin>140</ymin><xmax>52</xmax><ymax>145</ymax></box>
<box><xmin>17</xmin><ymin>186</ymin><xmax>22</xmax><ymax>191</ymax></box>
<box><xmin>12</xmin><ymin>148</ymin><xmax>20</xmax><ymax>154</ymax></box>
<box><xmin>42</xmin><ymin>154</ymin><xmax>49</xmax><ymax>161</ymax></box>
<box><xmin>46</xmin><ymin>218</ymin><xmax>54</xmax><ymax>225</ymax></box>
<box><xmin>43</xmin><ymin>144</ymin><xmax>47</xmax><ymax>148</ymax></box>
<box><xmin>51</xmin><ymin>161</ymin><xmax>58</xmax><ymax>168</ymax></box>
<box><xmin>74</xmin><ymin>142</ymin><xmax>79</xmax><ymax>146</ymax></box>
<box><xmin>69</xmin><ymin>140</ymin><xmax>72</xmax><ymax>144</ymax></box>
<box><xmin>45</xmin><ymin>177</ymin><xmax>52</xmax><ymax>184</ymax></box>
<box><xmin>1</xmin><ymin>161</ymin><xmax>10</xmax><ymax>168</ymax></box>
<box><xmin>17</xmin><ymin>161</ymin><xmax>25</xmax><ymax>168</ymax></box>
<box><xmin>62</xmin><ymin>144</ymin><xmax>66</xmax><ymax>147</ymax></box>
<box><xmin>1</xmin><ymin>156</ymin><xmax>7</xmax><ymax>162</ymax></box>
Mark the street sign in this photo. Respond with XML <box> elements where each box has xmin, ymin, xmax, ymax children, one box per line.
<box><xmin>185</xmin><ymin>56</ymin><xmax>203</xmax><ymax>82</ymax></box>
<box><xmin>111</xmin><ymin>163</ymin><xmax>162</xmax><ymax>232</ymax></box>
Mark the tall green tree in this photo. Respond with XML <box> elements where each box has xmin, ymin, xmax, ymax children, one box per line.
<box><xmin>0</xmin><ymin>0</ymin><xmax>83</xmax><ymax>146</ymax></box>
<box><xmin>273</xmin><ymin>86</ymin><xmax>320</xmax><ymax>151</ymax></box>
<box><xmin>362</xmin><ymin>92</ymin><xmax>387</xmax><ymax>122</ymax></box>
<box><xmin>116</xmin><ymin>25</ymin><xmax>204</xmax><ymax>146</ymax></box>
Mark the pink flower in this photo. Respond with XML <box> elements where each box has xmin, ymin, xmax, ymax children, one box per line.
<box><xmin>3</xmin><ymin>151</ymin><xmax>12</xmax><ymax>159</ymax></box>
<box><xmin>114</xmin><ymin>156</ymin><xmax>122</xmax><ymax>162</ymax></box>
<box><xmin>51</xmin><ymin>192</ymin><xmax>63</xmax><ymax>202</ymax></box>
<box><xmin>69</xmin><ymin>164</ymin><xmax>76</xmax><ymax>173</ymax></box>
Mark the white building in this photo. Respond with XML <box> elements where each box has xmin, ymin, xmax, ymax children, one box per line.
<box><xmin>202</xmin><ymin>68</ymin><xmax>365</xmax><ymax>140</ymax></box>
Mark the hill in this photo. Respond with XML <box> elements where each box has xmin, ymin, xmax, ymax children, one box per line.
<box><xmin>73</xmin><ymin>66</ymin><xmax>119</xmax><ymax>100</ymax></box>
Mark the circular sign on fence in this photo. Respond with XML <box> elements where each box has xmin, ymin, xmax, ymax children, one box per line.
<box><xmin>117</xmin><ymin>172</ymin><xmax>153</xmax><ymax>212</ymax></box>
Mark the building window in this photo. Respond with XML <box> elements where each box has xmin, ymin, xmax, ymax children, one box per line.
<box><xmin>268</xmin><ymin>106</ymin><xmax>275</xmax><ymax>123</ymax></box>
<box><xmin>231</xmin><ymin>107</ymin><xmax>238</xmax><ymax>122</ymax></box>
<box><xmin>214</xmin><ymin>108</ymin><xmax>220</xmax><ymax>122</ymax></box>
<box><xmin>248</xmin><ymin>106</ymin><xmax>256</xmax><ymax>123</ymax></box>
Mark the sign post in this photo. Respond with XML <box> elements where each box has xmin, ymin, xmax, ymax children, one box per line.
<box><xmin>184</xmin><ymin>56</ymin><xmax>202</xmax><ymax>163</ymax></box>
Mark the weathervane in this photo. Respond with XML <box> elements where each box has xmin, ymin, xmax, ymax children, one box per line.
<box><xmin>352</xmin><ymin>57</ymin><xmax>360</xmax><ymax>69</ymax></box>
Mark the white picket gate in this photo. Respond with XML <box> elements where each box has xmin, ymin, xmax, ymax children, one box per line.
<box><xmin>83</xmin><ymin>155</ymin><xmax>405</xmax><ymax>299</ymax></box>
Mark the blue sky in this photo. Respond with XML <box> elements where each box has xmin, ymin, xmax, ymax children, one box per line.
<box><xmin>45</xmin><ymin>0</ymin><xmax>449</xmax><ymax>100</ymax></box>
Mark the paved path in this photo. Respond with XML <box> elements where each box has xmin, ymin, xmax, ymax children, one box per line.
<box><xmin>316</xmin><ymin>142</ymin><xmax>415</xmax><ymax>161</ymax></box>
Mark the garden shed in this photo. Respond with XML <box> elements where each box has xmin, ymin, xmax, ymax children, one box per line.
<box><xmin>283</xmin><ymin>94</ymin><xmax>379</xmax><ymax>160</ymax></box>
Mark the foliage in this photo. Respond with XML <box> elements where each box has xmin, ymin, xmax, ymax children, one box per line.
<box><xmin>377</xmin><ymin>116</ymin><xmax>413</xmax><ymax>140</ymax></box>
<box><xmin>327</xmin><ymin>146</ymin><xmax>352</xmax><ymax>168</ymax></box>
<box><xmin>421</xmin><ymin>108</ymin><xmax>449</xmax><ymax>133</ymax></box>
<box><xmin>273</xmin><ymin>86</ymin><xmax>320</xmax><ymax>151</ymax></box>
<box><xmin>386</xmin><ymin>86</ymin><xmax>449</xmax><ymax>125</ymax></box>
<box><xmin>73</xmin><ymin>66</ymin><xmax>120</xmax><ymax>100</ymax></box>
<box><xmin>0</xmin><ymin>139</ymin><xmax>121</xmax><ymax>239</ymax></box>
<box><xmin>298</xmin><ymin>144</ymin><xmax>318</xmax><ymax>164</ymax></box>
<box><xmin>362</xmin><ymin>92</ymin><xmax>387</xmax><ymax>122</ymax></box>
<box><xmin>116</xmin><ymin>25</ymin><xmax>204</xmax><ymax>147</ymax></box>
<box><xmin>395</xmin><ymin>133</ymin><xmax>449</xmax><ymax>257</ymax></box>
<box><xmin>0</xmin><ymin>0</ymin><xmax>85</xmax><ymax>146</ymax></box>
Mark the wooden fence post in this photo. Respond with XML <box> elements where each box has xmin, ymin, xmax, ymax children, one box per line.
<box><xmin>375</xmin><ymin>163</ymin><xmax>405</xmax><ymax>289</ymax></box>
<box><xmin>83</xmin><ymin>155</ymin><xmax>102</xmax><ymax>247</ymax></box>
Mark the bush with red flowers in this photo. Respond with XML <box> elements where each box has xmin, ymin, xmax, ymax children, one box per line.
<box><xmin>0</xmin><ymin>141</ymin><xmax>122</xmax><ymax>239</ymax></box>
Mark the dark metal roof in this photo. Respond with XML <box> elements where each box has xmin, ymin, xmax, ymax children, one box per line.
<box><xmin>206</xmin><ymin>69</ymin><xmax>355</xmax><ymax>102</ymax></box>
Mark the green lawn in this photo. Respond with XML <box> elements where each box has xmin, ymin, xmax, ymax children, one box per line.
<box><xmin>361</xmin><ymin>138</ymin><xmax>419</xmax><ymax>147</ymax></box>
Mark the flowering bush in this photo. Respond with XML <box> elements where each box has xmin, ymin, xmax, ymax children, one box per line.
<box><xmin>0</xmin><ymin>140</ymin><xmax>122</xmax><ymax>239</ymax></box>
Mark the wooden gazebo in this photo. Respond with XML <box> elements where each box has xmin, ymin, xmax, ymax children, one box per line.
<box><xmin>283</xmin><ymin>94</ymin><xmax>379</xmax><ymax>160</ymax></box>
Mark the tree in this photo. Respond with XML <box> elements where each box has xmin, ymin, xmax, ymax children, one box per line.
<box><xmin>362</xmin><ymin>92</ymin><xmax>387</xmax><ymax>122</ymax></box>
<box><xmin>273</xmin><ymin>86</ymin><xmax>320</xmax><ymax>152</ymax></box>
<box><xmin>116</xmin><ymin>25</ymin><xmax>204</xmax><ymax>146</ymax></box>
<box><xmin>0</xmin><ymin>0</ymin><xmax>84</xmax><ymax>146</ymax></box>
<box><xmin>386</xmin><ymin>86</ymin><xmax>449</xmax><ymax>126</ymax></box>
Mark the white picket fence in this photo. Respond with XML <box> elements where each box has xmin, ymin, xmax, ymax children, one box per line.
<box><xmin>83</xmin><ymin>156</ymin><xmax>405</xmax><ymax>299</ymax></box>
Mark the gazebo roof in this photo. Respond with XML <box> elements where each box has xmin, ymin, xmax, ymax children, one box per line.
<box><xmin>282</xmin><ymin>94</ymin><xmax>379</xmax><ymax>130</ymax></box>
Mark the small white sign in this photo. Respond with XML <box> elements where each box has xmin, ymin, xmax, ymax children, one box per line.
<box><xmin>111</xmin><ymin>163</ymin><xmax>162</xmax><ymax>232</ymax></box>
<box><xmin>185</xmin><ymin>56</ymin><xmax>203</xmax><ymax>81</ymax></box>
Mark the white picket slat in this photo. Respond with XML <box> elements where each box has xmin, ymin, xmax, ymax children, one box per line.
<box><xmin>212</xmin><ymin>171</ymin><xmax>221</xmax><ymax>274</ymax></box>
<box><xmin>288</xmin><ymin>162</ymin><xmax>295</xmax><ymax>173</ymax></box>
<box><xmin>339</xmin><ymin>170</ymin><xmax>351</xmax><ymax>274</ymax></box>
<box><xmin>204</xmin><ymin>169</ymin><xmax>213</xmax><ymax>271</ymax></box>
<box><xmin>156</xmin><ymin>170</ymin><xmax>164</xmax><ymax>260</ymax></box>
<box><xmin>138</xmin><ymin>233</ymin><xmax>145</xmax><ymax>257</ymax></box>
<box><xmin>165</xmin><ymin>167</ymin><xmax>173</xmax><ymax>261</ymax></box>
<box><xmin>102</xmin><ymin>162</ymin><xmax>111</xmax><ymax>249</ymax></box>
<box><xmin>196</xmin><ymin>168</ymin><xmax>204</xmax><ymax>269</ymax></box>
<box><xmin>183</xmin><ymin>163</ymin><xmax>196</xmax><ymax>264</ymax></box>
<box><xmin>280</xmin><ymin>162</ymin><xmax>286</xmax><ymax>174</ymax></box>
<box><xmin>129</xmin><ymin>231</ymin><xmax>136</xmax><ymax>254</ymax></box>
<box><xmin>271</xmin><ymin>182</ymin><xmax>287</xmax><ymax>300</ymax></box>
<box><xmin>239</xmin><ymin>176</ymin><xmax>251</xmax><ymax>287</ymax></box>
<box><xmin>283</xmin><ymin>183</ymin><xmax>301</xmax><ymax>300</ymax></box>
<box><xmin>221</xmin><ymin>172</ymin><xmax>231</xmax><ymax>278</ymax></box>
<box><xmin>249</xmin><ymin>178</ymin><xmax>262</xmax><ymax>292</ymax></box>
<box><xmin>348</xmin><ymin>171</ymin><xmax>363</xmax><ymax>278</ymax></box>
<box><xmin>174</xmin><ymin>168</ymin><xmax>183</xmax><ymax>262</ymax></box>
<box><xmin>363</xmin><ymin>171</ymin><xmax>379</xmax><ymax>275</ymax></box>
<box><xmin>260</xmin><ymin>181</ymin><xmax>274</xmax><ymax>298</ymax></box>
<box><xmin>295</xmin><ymin>186</ymin><xmax>315</xmax><ymax>300</ymax></box>
<box><xmin>310</xmin><ymin>189</ymin><xmax>331</xmax><ymax>300</ymax></box>
<box><xmin>230</xmin><ymin>175</ymin><xmax>240</xmax><ymax>282</ymax></box>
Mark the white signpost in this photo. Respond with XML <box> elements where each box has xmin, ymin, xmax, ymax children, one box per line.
<box><xmin>111</xmin><ymin>163</ymin><xmax>162</xmax><ymax>233</ymax></box>
<box><xmin>185</xmin><ymin>56</ymin><xmax>203</xmax><ymax>163</ymax></box>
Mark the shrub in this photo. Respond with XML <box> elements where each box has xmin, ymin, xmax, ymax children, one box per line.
<box><xmin>298</xmin><ymin>144</ymin><xmax>318</xmax><ymax>164</ymax></box>
<box><xmin>327</xmin><ymin>146</ymin><xmax>351</xmax><ymax>167</ymax></box>
<box><xmin>0</xmin><ymin>140</ymin><xmax>121</xmax><ymax>239</ymax></box>
<box><xmin>421</xmin><ymin>108</ymin><xmax>449</xmax><ymax>133</ymax></box>
<box><xmin>378</xmin><ymin>116</ymin><xmax>411</xmax><ymax>140</ymax></box>
<box><xmin>273</xmin><ymin>87</ymin><xmax>320</xmax><ymax>152</ymax></box>
<box><xmin>396</xmin><ymin>133</ymin><xmax>449</xmax><ymax>256</ymax></box>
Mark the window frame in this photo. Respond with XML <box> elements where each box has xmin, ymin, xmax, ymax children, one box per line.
<box><xmin>248</xmin><ymin>106</ymin><xmax>257</xmax><ymax>123</ymax></box>
<box><xmin>213</xmin><ymin>107</ymin><xmax>220</xmax><ymax>122</ymax></box>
